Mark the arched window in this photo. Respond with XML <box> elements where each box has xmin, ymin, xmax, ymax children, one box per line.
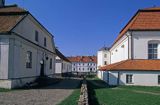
<box><xmin>148</xmin><ymin>40</ymin><xmax>160</xmax><ymax>59</ymax></box>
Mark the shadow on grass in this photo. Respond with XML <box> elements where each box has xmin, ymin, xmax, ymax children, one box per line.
<box><xmin>87</xmin><ymin>79</ymin><xmax>118</xmax><ymax>105</ymax></box>
<box><xmin>88</xmin><ymin>81</ymin><xmax>100</xmax><ymax>105</ymax></box>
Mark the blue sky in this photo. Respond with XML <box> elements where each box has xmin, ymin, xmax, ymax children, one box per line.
<box><xmin>6</xmin><ymin>0</ymin><xmax>160</xmax><ymax>56</ymax></box>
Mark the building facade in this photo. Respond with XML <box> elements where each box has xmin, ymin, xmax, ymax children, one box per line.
<box><xmin>68</xmin><ymin>56</ymin><xmax>97</xmax><ymax>75</ymax></box>
<box><xmin>55</xmin><ymin>49</ymin><xmax>72</xmax><ymax>77</ymax></box>
<box><xmin>98</xmin><ymin>7</ymin><xmax>160</xmax><ymax>86</ymax></box>
<box><xmin>0</xmin><ymin>4</ymin><xmax>56</xmax><ymax>88</ymax></box>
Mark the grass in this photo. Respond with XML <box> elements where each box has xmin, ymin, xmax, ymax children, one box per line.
<box><xmin>87</xmin><ymin>78</ymin><xmax>160</xmax><ymax>105</ymax></box>
<box><xmin>58</xmin><ymin>89</ymin><xmax>80</xmax><ymax>105</ymax></box>
<box><xmin>0</xmin><ymin>88</ymin><xmax>10</xmax><ymax>92</ymax></box>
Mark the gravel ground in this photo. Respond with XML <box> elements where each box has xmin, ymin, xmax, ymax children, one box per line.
<box><xmin>0</xmin><ymin>78</ymin><xmax>80</xmax><ymax>105</ymax></box>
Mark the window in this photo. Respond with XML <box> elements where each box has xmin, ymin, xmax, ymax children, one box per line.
<box><xmin>44</xmin><ymin>37</ymin><xmax>47</xmax><ymax>47</ymax></box>
<box><xmin>104</xmin><ymin>61</ymin><xmax>107</xmax><ymax>65</ymax></box>
<box><xmin>104</xmin><ymin>54</ymin><xmax>107</xmax><ymax>58</ymax></box>
<box><xmin>148</xmin><ymin>43</ymin><xmax>158</xmax><ymax>59</ymax></box>
<box><xmin>26</xmin><ymin>51</ymin><xmax>32</xmax><ymax>68</ymax></box>
<box><xmin>79</xmin><ymin>68</ymin><xmax>81</xmax><ymax>70</ymax></box>
<box><xmin>73</xmin><ymin>68</ymin><xmax>75</xmax><ymax>71</ymax></box>
<box><xmin>35</xmin><ymin>31</ymin><xmax>39</xmax><ymax>42</ymax></box>
<box><xmin>49</xmin><ymin>58</ymin><xmax>52</xmax><ymax>69</ymax></box>
<box><xmin>121</xmin><ymin>45</ymin><xmax>125</xmax><ymax>48</ymax></box>
<box><xmin>126</xmin><ymin>74</ymin><xmax>133</xmax><ymax>84</ymax></box>
<box><xmin>158</xmin><ymin>75</ymin><xmax>160</xmax><ymax>84</ymax></box>
<box><xmin>83</xmin><ymin>68</ymin><xmax>84</xmax><ymax>71</ymax></box>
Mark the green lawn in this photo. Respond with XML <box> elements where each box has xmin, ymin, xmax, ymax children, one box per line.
<box><xmin>58</xmin><ymin>89</ymin><xmax>80</xmax><ymax>105</ymax></box>
<box><xmin>88</xmin><ymin>78</ymin><xmax>160</xmax><ymax>105</ymax></box>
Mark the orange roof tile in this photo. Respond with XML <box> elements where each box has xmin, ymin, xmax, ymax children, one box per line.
<box><xmin>67</xmin><ymin>56</ymin><xmax>97</xmax><ymax>63</ymax></box>
<box><xmin>113</xmin><ymin>7</ymin><xmax>160</xmax><ymax>45</ymax></box>
<box><xmin>100</xmin><ymin>59</ymin><xmax>160</xmax><ymax>71</ymax></box>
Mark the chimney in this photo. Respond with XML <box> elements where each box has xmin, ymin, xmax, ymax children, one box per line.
<box><xmin>0</xmin><ymin>0</ymin><xmax>5</xmax><ymax>7</ymax></box>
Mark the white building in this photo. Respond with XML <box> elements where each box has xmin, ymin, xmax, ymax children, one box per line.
<box><xmin>55</xmin><ymin>49</ymin><xmax>72</xmax><ymax>77</ymax></box>
<box><xmin>68</xmin><ymin>56</ymin><xmax>97</xmax><ymax>75</ymax></box>
<box><xmin>97</xmin><ymin>47</ymin><xmax>110</xmax><ymax>79</ymax></box>
<box><xmin>98</xmin><ymin>7</ymin><xmax>160</xmax><ymax>86</ymax></box>
<box><xmin>0</xmin><ymin>4</ymin><xmax>56</xmax><ymax>88</ymax></box>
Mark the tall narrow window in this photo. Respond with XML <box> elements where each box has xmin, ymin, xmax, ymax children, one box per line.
<box><xmin>44</xmin><ymin>37</ymin><xmax>47</xmax><ymax>47</ymax></box>
<box><xmin>104</xmin><ymin>61</ymin><xmax>107</xmax><ymax>65</ymax></box>
<box><xmin>50</xmin><ymin>58</ymin><xmax>52</xmax><ymax>69</ymax></box>
<box><xmin>104</xmin><ymin>54</ymin><xmax>107</xmax><ymax>58</ymax></box>
<box><xmin>158</xmin><ymin>75</ymin><xmax>160</xmax><ymax>84</ymax></box>
<box><xmin>35</xmin><ymin>31</ymin><xmax>39</xmax><ymax>42</ymax></box>
<box><xmin>26</xmin><ymin>51</ymin><xmax>32</xmax><ymax>68</ymax></box>
<box><xmin>148</xmin><ymin>43</ymin><xmax>158</xmax><ymax>59</ymax></box>
<box><xmin>126</xmin><ymin>74</ymin><xmax>133</xmax><ymax>84</ymax></box>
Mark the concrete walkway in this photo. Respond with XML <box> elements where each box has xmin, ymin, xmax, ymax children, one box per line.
<box><xmin>0</xmin><ymin>78</ymin><xmax>80</xmax><ymax>105</ymax></box>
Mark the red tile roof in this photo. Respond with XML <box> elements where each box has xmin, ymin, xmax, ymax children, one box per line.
<box><xmin>113</xmin><ymin>7</ymin><xmax>160</xmax><ymax>45</ymax></box>
<box><xmin>67</xmin><ymin>56</ymin><xmax>97</xmax><ymax>63</ymax></box>
<box><xmin>100</xmin><ymin>59</ymin><xmax>160</xmax><ymax>71</ymax></box>
<box><xmin>0</xmin><ymin>5</ymin><xmax>28</xmax><ymax>33</ymax></box>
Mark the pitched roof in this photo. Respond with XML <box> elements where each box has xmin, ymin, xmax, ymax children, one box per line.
<box><xmin>100</xmin><ymin>59</ymin><xmax>160</xmax><ymax>71</ymax></box>
<box><xmin>67</xmin><ymin>56</ymin><xmax>97</xmax><ymax>63</ymax></box>
<box><xmin>55</xmin><ymin>49</ymin><xmax>70</xmax><ymax>62</ymax></box>
<box><xmin>113</xmin><ymin>7</ymin><xmax>160</xmax><ymax>45</ymax></box>
<box><xmin>0</xmin><ymin>5</ymin><xmax>28</xmax><ymax>33</ymax></box>
<box><xmin>99</xmin><ymin>46</ymin><xmax>110</xmax><ymax>51</ymax></box>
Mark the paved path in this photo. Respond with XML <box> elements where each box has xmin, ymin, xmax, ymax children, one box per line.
<box><xmin>0</xmin><ymin>78</ymin><xmax>80</xmax><ymax>105</ymax></box>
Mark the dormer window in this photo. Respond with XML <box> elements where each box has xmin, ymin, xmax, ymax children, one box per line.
<box><xmin>35</xmin><ymin>31</ymin><xmax>39</xmax><ymax>42</ymax></box>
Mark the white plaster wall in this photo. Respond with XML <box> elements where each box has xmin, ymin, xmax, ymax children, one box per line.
<box><xmin>10</xmin><ymin>35</ymin><xmax>55</xmax><ymax>79</ymax></box>
<box><xmin>108</xmin><ymin>71</ymin><xmax>160</xmax><ymax>86</ymax></box>
<box><xmin>0</xmin><ymin>38</ymin><xmax>9</xmax><ymax>79</ymax></box>
<box><xmin>55</xmin><ymin>63</ymin><xmax>62</xmax><ymax>74</ymax></box>
<box><xmin>108</xmin><ymin>71</ymin><xmax>118</xmax><ymax>85</ymax></box>
<box><xmin>132</xmin><ymin>31</ymin><xmax>160</xmax><ymax>59</ymax></box>
<box><xmin>13</xmin><ymin>15</ymin><xmax>55</xmax><ymax>53</ymax></box>
<box><xmin>110</xmin><ymin>35</ymin><xmax>129</xmax><ymax>64</ymax></box>
<box><xmin>97</xmin><ymin>50</ymin><xmax>110</xmax><ymax>69</ymax></box>
<box><xmin>97</xmin><ymin>51</ymin><xmax>103</xmax><ymax>68</ymax></box>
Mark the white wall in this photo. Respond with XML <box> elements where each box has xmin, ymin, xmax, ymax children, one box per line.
<box><xmin>55</xmin><ymin>56</ymin><xmax>72</xmax><ymax>74</ymax></box>
<box><xmin>0</xmin><ymin>37</ymin><xmax>9</xmax><ymax>79</ymax></box>
<box><xmin>110</xmin><ymin>35</ymin><xmax>129</xmax><ymax>64</ymax></box>
<box><xmin>13</xmin><ymin>15</ymin><xmax>55</xmax><ymax>53</ymax></box>
<box><xmin>10</xmin><ymin>35</ymin><xmax>55</xmax><ymax>79</ymax></box>
<box><xmin>132</xmin><ymin>31</ymin><xmax>160</xmax><ymax>59</ymax></box>
<box><xmin>107</xmin><ymin>71</ymin><xmax>160</xmax><ymax>86</ymax></box>
<box><xmin>97</xmin><ymin>50</ymin><xmax>110</xmax><ymax>69</ymax></box>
